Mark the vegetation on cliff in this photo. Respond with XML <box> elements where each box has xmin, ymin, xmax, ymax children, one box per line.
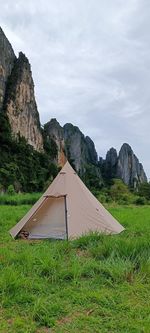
<box><xmin>0</xmin><ymin>111</ymin><xmax>58</xmax><ymax>192</ymax></box>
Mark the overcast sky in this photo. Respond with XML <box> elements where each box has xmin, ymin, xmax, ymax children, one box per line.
<box><xmin>1</xmin><ymin>0</ymin><xmax>150</xmax><ymax>177</ymax></box>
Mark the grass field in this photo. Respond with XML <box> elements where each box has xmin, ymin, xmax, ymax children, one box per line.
<box><xmin>0</xmin><ymin>204</ymin><xmax>150</xmax><ymax>332</ymax></box>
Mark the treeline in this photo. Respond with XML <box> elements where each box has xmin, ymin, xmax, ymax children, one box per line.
<box><xmin>95</xmin><ymin>179</ymin><xmax>150</xmax><ymax>205</ymax></box>
<box><xmin>81</xmin><ymin>164</ymin><xmax>150</xmax><ymax>204</ymax></box>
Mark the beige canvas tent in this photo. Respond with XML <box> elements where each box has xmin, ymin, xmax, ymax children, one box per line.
<box><xmin>9</xmin><ymin>161</ymin><xmax>124</xmax><ymax>240</ymax></box>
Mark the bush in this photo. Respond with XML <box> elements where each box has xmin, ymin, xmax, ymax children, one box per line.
<box><xmin>7</xmin><ymin>184</ymin><xmax>15</xmax><ymax>196</ymax></box>
<box><xmin>138</xmin><ymin>182</ymin><xmax>150</xmax><ymax>200</ymax></box>
<box><xmin>134</xmin><ymin>197</ymin><xmax>146</xmax><ymax>205</ymax></box>
<box><xmin>110</xmin><ymin>179</ymin><xmax>129</xmax><ymax>200</ymax></box>
<box><xmin>0</xmin><ymin>184</ymin><xmax>4</xmax><ymax>194</ymax></box>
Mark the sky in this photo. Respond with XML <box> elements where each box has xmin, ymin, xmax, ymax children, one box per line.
<box><xmin>0</xmin><ymin>0</ymin><xmax>150</xmax><ymax>178</ymax></box>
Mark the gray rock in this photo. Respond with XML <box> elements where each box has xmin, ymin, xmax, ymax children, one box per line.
<box><xmin>101</xmin><ymin>143</ymin><xmax>147</xmax><ymax>188</ymax></box>
<box><xmin>105</xmin><ymin>147</ymin><xmax>118</xmax><ymax>178</ymax></box>
<box><xmin>117</xmin><ymin>143</ymin><xmax>147</xmax><ymax>188</ymax></box>
<box><xmin>4</xmin><ymin>52</ymin><xmax>43</xmax><ymax>151</ymax></box>
<box><xmin>63</xmin><ymin>123</ymin><xmax>86</xmax><ymax>173</ymax></box>
<box><xmin>44</xmin><ymin>119</ymin><xmax>102</xmax><ymax>183</ymax></box>
<box><xmin>0</xmin><ymin>27</ymin><xmax>16</xmax><ymax>111</ymax></box>
<box><xmin>106</xmin><ymin>148</ymin><xmax>118</xmax><ymax>167</ymax></box>
<box><xmin>44</xmin><ymin>118</ymin><xmax>64</xmax><ymax>142</ymax></box>
<box><xmin>85</xmin><ymin>136</ymin><xmax>98</xmax><ymax>164</ymax></box>
<box><xmin>44</xmin><ymin>119</ymin><xmax>66</xmax><ymax>165</ymax></box>
<box><xmin>63</xmin><ymin>123</ymin><xmax>98</xmax><ymax>174</ymax></box>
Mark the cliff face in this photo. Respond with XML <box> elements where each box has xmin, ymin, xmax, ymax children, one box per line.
<box><xmin>64</xmin><ymin>123</ymin><xmax>98</xmax><ymax>173</ymax></box>
<box><xmin>44</xmin><ymin>119</ymin><xmax>147</xmax><ymax>188</ymax></box>
<box><xmin>104</xmin><ymin>148</ymin><xmax>118</xmax><ymax>179</ymax></box>
<box><xmin>0</xmin><ymin>27</ymin><xmax>43</xmax><ymax>151</ymax></box>
<box><xmin>101</xmin><ymin>143</ymin><xmax>147</xmax><ymax>188</ymax></box>
<box><xmin>117</xmin><ymin>143</ymin><xmax>147</xmax><ymax>188</ymax></box>
<box><xmin>85</xmin><ymin>136</ymin><xmax>98</xmax><ymax>165</ymax></box>
<box><xmin>4</xmin><ymin>52</ymin><xmax>43</xmax><ymax>150</ymax></box>
<box><xmin>44</xmin><ymin>118</ymin><xmax>66</xmax><ymax>166</ymax></box>
<box><xmin>0</xmin><ymin>27</ymin><xmax>16</xmax><ymax>111</ymax></box>
<box><xmin>44</xmin><ymin>119</ymin><xmax>101</xmax><ymax>180</ymax></box>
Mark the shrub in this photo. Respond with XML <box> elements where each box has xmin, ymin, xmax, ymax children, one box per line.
<box><xmin>134</xmin><ymin>197</ymin><xmax>146</xmax><ymax>205</ymax></box>
<box><xmin>0</xmin><ymin>183</ymin><xmax>4</xmax><ymax>194</ymax></box>
<box><xmin>138</xmin><ymin>182</ymin><xmax>150</xmax><ymax>200</ymax></box>
<box><xmin>7</xmin><ymin>184</ymin><xmax>15</xmax><ymax>196</ymax></box>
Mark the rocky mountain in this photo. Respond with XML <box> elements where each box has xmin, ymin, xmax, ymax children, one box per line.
<box><xmin>0</xmin><ymin>28</ymin><xmax>43</xmax><ymax>151</ymax></box>
<box><xmin>44</xmin><ymin>119</ymin><xmax>102</xmax><ymax>186</ymax></box>
<box><xmin>0</xmin><ymin>27</ymin><xmax>16</xmax><ymax>112</ymax></box>
<box><xmin>100</xmin><ymin>143</ymin><xmax>147</xmax><ymax>188</ymax></box>
<box><xmin>101</xmin><ymin>147</ymin><xmax>118</xmax><ymax>179</ymax></box>
<box><xmin>0</xmin><ymin>27</ymin><xmax>147</xmax><ymax>191</ymax></box>
<box><xmin>44</xmin><ymin>119</ymin><xmax>147</xmax><ymax>188</ymax></box>
<box><xmin>117</xmin><ymin>143</ymin><xmax>147</xmax><ymax>188</ymax></box>
<box><xmin>63</xmin><ymin>122</ymin><xmax>98</xmax><ymax>173</ymax></box>
<box><xmin>44</xmin><ymin>118</ymin><xmax>66</xmax><ymax>166</ymax></box>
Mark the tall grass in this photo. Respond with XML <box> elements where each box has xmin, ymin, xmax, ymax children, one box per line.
<box><xmin>0</xmin><ymin>193</ymin><xmax>41</xmax><ymax>206</ymax></box>
<box><xmin>0</xmin><ymin>205</ymin><xmax>150</xmax><ymax>332</ymax></box>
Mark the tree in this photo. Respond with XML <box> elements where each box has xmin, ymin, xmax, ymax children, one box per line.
<box><xmin>138</xmin><ymin>182</ymin><xmax>150</xmax><ymax>200</ymax></box>
<box><xmin>110</xmin><ymin>179</ymin><xmax>130</xmax><ymax>203</ymax></box>
<box><xmin>7</xmin><ymin>184</ymin><xmax>15</xmax><ymax>196</ymax></box>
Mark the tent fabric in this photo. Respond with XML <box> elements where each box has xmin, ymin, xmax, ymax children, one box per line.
<box><xmin>9</xmin><ymin>161</ymin><xmax>124</xmax><ymax>239</ymax></box>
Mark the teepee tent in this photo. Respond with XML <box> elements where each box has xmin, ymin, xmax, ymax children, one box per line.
<box><xmin>9</xmin><ymin>161</ymin><xmax>124</xmax><ymax>239</ymax></box>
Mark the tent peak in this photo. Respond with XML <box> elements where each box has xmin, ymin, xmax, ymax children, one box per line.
<box><xmin>61</xmin><ymin>161</ymin><xmax>76</xmax><ymax>174</ymax></box>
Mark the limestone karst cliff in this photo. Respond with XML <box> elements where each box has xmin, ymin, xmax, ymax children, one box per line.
<box><xmin>0</xmin><ymin>28</ymin><xmax>43</xmax><ymax>151</ymax></box>
<box><xmin>44</xmin><ymin>118</ymin><xmax>66</xmax><ymax>166</ymax></box>
<box><xmin>101</xmin><ymin>147</ymin><xmax>118</xmax><ymax>180</ymax></box>
<box><xmin>44</xmin><ymin>119</ymin><xmax>147</xmax><ymax>188</ymax></box>
<box><xmin>0</xmin><ymin>27</ymin><xmax>16</xmax><ymax>112</ymax></box>
<box><xmin>63</xmin><ymin>122</ymin><xmax>98</xmax><ymax>173</ymax></box>
<box><xmin>4</xmin><ymin>52</ymin><xmax>43</xmax><ymax>150</ymax></box>
<box><xmin>100</xmin><ymin>143</ymin><xmax>147</xmax><ymax>188</ymax></box>
<box><xmin>117</xmin><ymin>143</ymin><xmax>147</xmax><ymax>188</ymax></box>
<box><xmin>44</xmin><ymin>119</ymin><xmax>99</xmax><ymax>172</ymax></box>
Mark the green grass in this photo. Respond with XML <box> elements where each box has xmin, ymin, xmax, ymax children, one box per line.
<box><xmin>0</xmin><ymin>193</ymin><xmax>41</xmax><ymax>206</ymax></box>
<box><xmin>0</xmin><ymin>204</ymin><xmax>150</xmax><ymax>332</ymax></box>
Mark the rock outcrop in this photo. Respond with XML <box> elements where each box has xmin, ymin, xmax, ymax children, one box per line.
<box><xmin>44</xmin><ymin>118</ymin><xmax>66</xmax><ymax>166</ymax></box>
<box><xmin>64</xmin><ymin>123</ymin><xmax>98</xmax><ymax>173</ymax></box>
<box><xmin>0</xmin><ymin>27</ymin><xmax>16</xmax><ymax>111</ymax></box>
<box><xmin>4</xmin><ymin>52</ymin><xmax>43</xmax><ymax>151</ymax></box>
<box><xmin>117</xmin><ymin>143</ymin><xmax>147</xmax><ymax>188</ymax></box>
<box><xmin>44</xmin><ymin>119</ymin><xmax>147</xmax><ymax>188</ymax></box>
<box><xmin>101</xmin><ymin>143</ymin><xmax>147</xmax><ymax>188</ymax></box>
<box><xmin>104</xmin><ymin>147</ymin><xmax>118</xmax><ymax>179</ymax></box>
<box><xmin>0</xmin><ymin>27</ymin><xmax>43</xmax><ymax>151</ymax></box>
<box><xmin>44</xmin><ymin>119</ymin><xmax>101</xmax><ymax>181</ymax></box>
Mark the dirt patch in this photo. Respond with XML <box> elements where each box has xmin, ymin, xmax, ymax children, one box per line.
<box><xmin>76</xmin><ymin>249</ymin><xmax>89</xmax><ymax>257</ymax></box>
<box><xmin>36</xmin><ymin>328</ymin><xmax>51</xmax><ymax>333</ymax></box>
<box><xmin>52</xmin><ymin>308</ymin><xmax>95</xmax><ymax>331</ymax></box>
<box><xmin>57</xmin><ymin>311</ymin><xmax>81</xmax><ymax>325</ymax></box>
